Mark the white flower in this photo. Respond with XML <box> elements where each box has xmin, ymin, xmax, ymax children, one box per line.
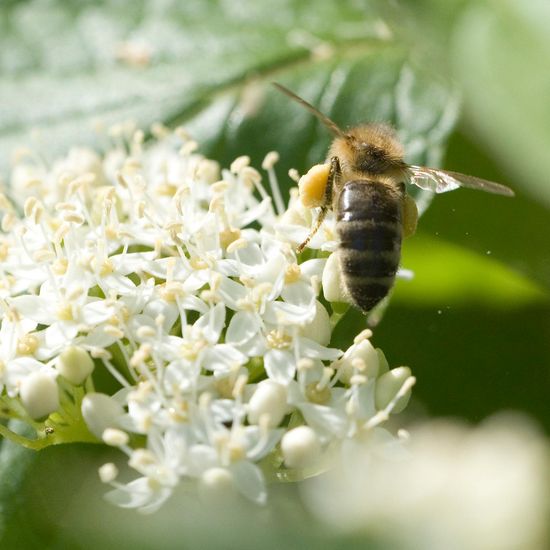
<box><xmin>0</xmin><ymin>125</ymin><xmax>416</xmax><ymax>511</ymax></box>
<box><xmin>304</xmin><ymin>416</ymin><xmax>550</xmax><ymax>550</ymax></box>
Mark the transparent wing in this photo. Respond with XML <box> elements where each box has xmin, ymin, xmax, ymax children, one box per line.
<box><xmin>407</xmin><ymin>165</ymin><xmax>514</xmax><ymax>197</ymax></box>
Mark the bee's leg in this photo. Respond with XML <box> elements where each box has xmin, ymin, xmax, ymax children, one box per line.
<box><xmin>296</xmin><ymin>157</ymin><xmax>340</xmax><ymax>254</ymax></box>
<box><xmin>402</xmin><ymin>193</ymin><xmax>418</xmax><ymax>238</ymax></box>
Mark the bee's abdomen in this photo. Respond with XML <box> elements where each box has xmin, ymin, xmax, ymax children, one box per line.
<box><xmin>336</xmin><ymin>180</ymin><xmax>403</xmax><ymax>313</ymax></box>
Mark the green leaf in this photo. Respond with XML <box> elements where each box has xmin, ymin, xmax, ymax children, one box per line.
<box><xmin>426</xmin><ymin>130</ymin><xmax>550</xmax><ymax>291</ymax></box>
<box><xmin>1</xmin><ymin>0</ymin><xmax>457</xmax><ymax>194</ymax></box>
<box><xmin>451</xmin><ymin>0</ymin><xmax>550</xmax><ymax>206</ymax></box>
<box><xmin>394</xmin><ymin>232</ymin><xmax>549</xmax><ymax>307</ymax></box>
<box><xmin>0</xmin><ymin>422</ymin><xmax>36</xmax><ymax>539</ymax></box>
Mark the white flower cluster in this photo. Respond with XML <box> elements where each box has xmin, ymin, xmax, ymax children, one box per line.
<box><xmin>0</xmin><ymin>125</ymin><xmax>414</xmax><ymax>512</ymax></box>
<box><xmin>305</xmin><ymin>416</ymin><xmax>550</xmax><ymax>550</ymax></box>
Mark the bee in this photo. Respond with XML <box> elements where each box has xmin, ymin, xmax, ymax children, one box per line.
<box><xmin>273</xmin><ymin>82</ymin><xmax>514</xmax><ymax>314</ymax></box>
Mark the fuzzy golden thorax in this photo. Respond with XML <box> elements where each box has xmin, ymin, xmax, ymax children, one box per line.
<box><xmin>328</xmin><ymin>124</ymin><xmax>406</xmax><ymax>183</ymax></box>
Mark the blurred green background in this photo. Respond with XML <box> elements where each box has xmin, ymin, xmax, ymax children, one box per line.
<box><xmin>1</xmin><ymin>0</ymin><xmax>549</xmax><ymax>547</ymax></box>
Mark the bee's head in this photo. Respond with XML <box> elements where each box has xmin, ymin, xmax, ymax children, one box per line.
<box><xmin>343</xmin><ymin>124</ymin><xmax>405</xmax><ymax>175</ymax></box>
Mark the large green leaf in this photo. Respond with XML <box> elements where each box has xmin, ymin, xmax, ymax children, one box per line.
<box><xmin>452</xmin><ymin>0</ymin><xmax>550</xmax><ymax>206</ymax></box>
<box><xmin>0</xmin><ymin>0</ymin><xmax>457</xmax><ymax>182</ymax></box>
<box><xmin>396</xmin><ymin>232</ymin><xmax>548</xmax><ymax>307</ymax></box>
<box><xmin>0</xmin><ymin>423</ymin><xmax>36</xmax><ymax>539</ymax></box>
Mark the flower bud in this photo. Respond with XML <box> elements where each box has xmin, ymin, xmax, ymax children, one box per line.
<box><xmin>375</xmin><ymin>366</ymin><xmax>412</xmax><ymax>414</ymax></box>
<box><xmin>247</xmin><ymin>380</ymin><xmax>287</xmax><ymax>427</ymax></box>
<box><xmin>337</xmin><ymin>339</ymin><xmax>380</xmax><ymax>385</ymax></box>
<box><xmin>56</xmin><ymin>346</ymin><xmax>95</xmax><ymax>385</ymax></box>
<box><xmin>300</xmin><ymin>300</ymin><xmax>331</xmax><ymax>346</ymax></box>
<box><xmin>376</xmin><ymin>347</ymin><xmax>390</xmax><ymax>375</ymax></box>
<box><xmin>322</xmin><ymin>252</ymin><xmax>349</xmax><ymax>304</ymax></box>
<box><xmin>82</xmin><ymin>392</ymin><xmax>124</xmax><ymax>439</ymax></box>
<box><xmin>281</xmin><ymin>426</ymin><xmax>321</xmax><ymax>469</ymax></box>
<box><xmin>20</xmin><ymin>371</ymin><xmax>60</xmax><ymax>420</ymax></box>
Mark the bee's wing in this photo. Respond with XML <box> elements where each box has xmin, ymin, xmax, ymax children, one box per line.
<box><xmin>407</xmin><ymin>165</ymin><xmax>514</xmax><ymax>197</ymax></box>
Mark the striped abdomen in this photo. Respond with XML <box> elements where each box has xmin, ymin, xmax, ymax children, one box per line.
<box><xmin>336</xmin><ymin>180</ymin><xmax>403</xmax><ymax>313</ymax></box>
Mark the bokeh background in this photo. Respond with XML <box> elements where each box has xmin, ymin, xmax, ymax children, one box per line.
<box><xmin>1</xmin><ymin>0</ymin><xmax>549</xmax><ymax>548</ymax></box>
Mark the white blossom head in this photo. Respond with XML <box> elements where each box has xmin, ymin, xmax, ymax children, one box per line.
<box><xmin>0</xmin><ymin>125</ymin><xmax>415</xmax><ymax>511</ymax></box>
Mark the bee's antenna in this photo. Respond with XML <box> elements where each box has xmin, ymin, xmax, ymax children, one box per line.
<box><xmin>273</xmin><ymin>82</ymin><xmax>345</xmax><ymax>138</ymax></box>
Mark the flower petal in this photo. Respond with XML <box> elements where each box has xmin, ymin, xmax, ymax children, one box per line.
<box><xmin>264</xmin><ymin>349</ymin><xmax>296</xmax><ymax>384</ymax></box>
<box><xmin>229</xmin><ymin>461</ymin><xmax>267</xmax><ymax>504</ymax></box>
<box><xmin>225</xmin><ymin>311</ymin><xmax>259</xmax><ymax>345</ymax></box>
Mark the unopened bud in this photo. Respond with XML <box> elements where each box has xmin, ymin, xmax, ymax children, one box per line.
<box><xmin>248</xmin><ymin>380</ymin><xmax>287</xmax><ymax>428</ymax></box>
<box><xmin>337</xmin><ymin>339</ymin><xmax>380</xmax><ymax>384</ymax></box>
<box><xmin>20</xmin><ymin>371</ymin><xmax>59</xmax><ymax>420</ymax></box>
<box><xmin>322</xmin><ymin>252</ymin><xmax>349</xmax><ymax>304</ymax></box>
<box><xmin>375</xmin><ymin>366</ymin><xmax>412</xmax><ymax>413</ymax></box>
<box><xmin>299</xmin><ymin>300</ymin><xmax>331</xmax><ymax>346</ymax></box>
<box><xmin>82</xmin><ymin>393</ymin><xmax>124</xmax><ymax>439</ymax></box>
<box><xmin>281</xmin><ymin>426</ymin><xmax>321</xmax><ymax>469</ymax></box>
<box><xmin>56</xmin><ymin>346</ymin><xmax>95</xmax><ymax>385</ymax></box>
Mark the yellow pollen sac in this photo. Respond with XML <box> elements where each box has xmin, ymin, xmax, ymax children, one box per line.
<box><xmin>105</xmin><ymin>225</ymin><xmax>119</xmax><ymax>240</ymax></box>
<box><xmin>107</xmin><ymin>315</ymin><xmax>120</xmax><ymax>327</ymax></box>
<box><xmin>5</xmin><ymin>308</ymin><xmax>20</xmax><ymax>323</ymax></box>
<box><xmin>91</xmin><ymin>257</ymin><xmax>114</xmax><ymax>276</ymax></box>
<box><xmin>118</xmin><ymin>305</ymin><xmax>130</xmax><ymax>323</ymax></box>
<box><xmin>33</xmin><ymin>248</ymin><xmax>55</xmax><ymax>263</ymax></box>
<box><xmin>209</xmin><ymin>194</ymin><xmax>224</xmax><ymax>213</ymax></box>
<box><xmin>147</xmin><ymin>477</ymin><xmax>161</xmax><ymax>491</ymax></box>
<box><xmin>189</xmin><ymin>257</ymin><xmax>208</xmax><ymax>270</ymax></box>
<box><xmin>104</xmin><ymin>325</ymin><xmax>125</xmax><ymax>339</ymax></box>
<box><xmin>17</xmin><ymin>333</ymin><xmax>39</xmax><ymax>355</ymax></box>
<box><xmin>157</xmin><ymin>182</ymin><xmax>178</xmax><ymax>197</ymax></box>
<box><xmin>2</xmin><ymin>212</ymin><xmax>16</xmax><ymax>232</ymax></box>
<box><xmin>298</xmin><ymin>163</ymin><xmax>330</xmax><ymax>208</ymax></box>
<box><xmin>180</xmin><ymin>339</ymin><xmax>207</xmax><ymax>361</ymax></box>
<box><xmin>219</xmin><ymin>227</ymin><xmax>241</xmax><ymax>249</ymax></box>
<box><xmin>226</xmin><ymin>238</ymin><xmax>248</xmax><ymax>254</ymax></box>
<box><xmin>52</xmin><ymin>258</ymin><xmax>68</xmax><ymax>275</ymax></box>
<box><xmin>305</xmin><ymin>381</ymin><xmax>331</xmax><ymax>404</ymax></box>
<box><xmin>0</xmin><ymin>241</ymin><xmax>9</xmax><ymax>261</ymax></box>
<box><xmin>0</xmin><ymin>276</ymin><xmax>14</xmax><ymax>291</ymax></box>
<box><xmin>266</xmin><ymin>329</ymin><xmax>292</xmax><ymax>350</ymax></box>
<box><xmin>168</xmin><ymin>401</ymin><xmax>189</xmax><ymax>422</ymax></box>
<box><xmin>284</xmin><ymin>263</ymin><xmax>301</xmax><ymax>284</ymax></box>
<box><xmin>57</xmin><ymin>304</ymin><xmax>74</xmax><ymax>321</ymax></box>
<box><xmin>239</xmin><ymin>275</ymin><xmax>255</xmax><ymax>288</ymax></box>
<box><xmin>48</xmin><ymin>217</ymin><xmax>63</xmax><ymax>233</ymax></box>
<box><xmin>123</xmin><ymin>157</ymin><xmax>142</xmax><ymax>172</ymax></box>
<box><xmin>251</xmin><ymin>282</ymin><xmax>273</xmax><ymax>304</ymax></box>
<box><xmin>228</xmin><ymin>441</ymin><xmax>246</xmax><ymax>463</ymax></box>
<box><xmin>200</xmin><ymin>289</ymin><xmax>219</xmax><ymax>304</ymax></box>
<box><xmin>159</xmin><ymin>282</ymin><xmax>184</xmax><ymax>303</ymax></box>
<box><xmin>230</xmin><ymin>156</ymin><xmax>251</xmax><ymax>174</ymax></box>
<box><xmin>210</xmin><ymin>180</ymin><xmax>229</xmax><ymax>194</ymax></box>
<box><xmin>132</xmin><ymin>344</ymin><xmax>153</xmax><ymax>369</ymax></box>
<box><xmin>214</xmin><ymin>377</ymin><xmax>234</xmax><ymax>399</ymax></box>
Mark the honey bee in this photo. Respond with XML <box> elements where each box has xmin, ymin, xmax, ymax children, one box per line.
<box><xmin>274</xmin><ymin>82</ymin><xmax>514</xmax><ymax>314</ymax></box>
